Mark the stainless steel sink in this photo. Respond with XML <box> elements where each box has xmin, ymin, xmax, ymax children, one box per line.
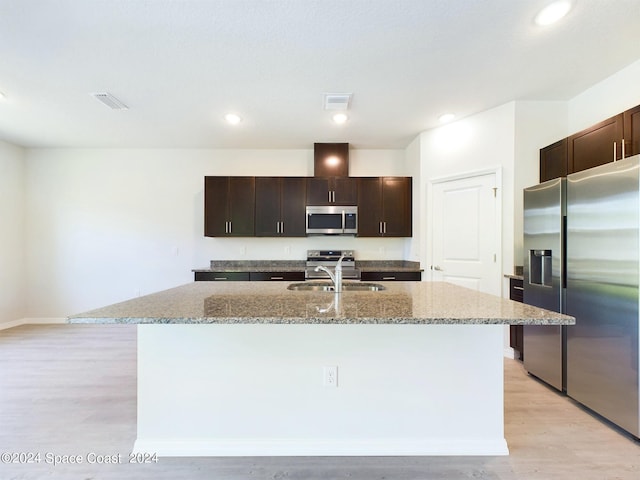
<box><xmin>287</xmin><ymin>281</ymin><xmax>385</xmax><ymax>292</ymax></box>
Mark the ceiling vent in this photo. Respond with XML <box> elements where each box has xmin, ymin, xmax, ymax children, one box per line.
<box><xmin>323</xmin><ymin>93</ymin><xmax>352</xmax><ymax>111</ymax></box>
<box><xmin>91</xmin><ymin>92</ymin><xmax>129</xmax><ymax>110</ymax></box>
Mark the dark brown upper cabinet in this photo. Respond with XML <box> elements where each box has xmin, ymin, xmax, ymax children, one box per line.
<box><xmin>255</xmin><ymin>177</ymin><xmax>306</xmax><ymax>237</ymax></box>
<box><xmin>624</xmin><ymin>104</ymin><xmax>640</xmax><ymax>157</ymax></box>
<box><xmin>306</xmin><ymin>177</ymin><xmax>357</xmax><ymax>205</ymax></box>
<box><xmin>540</xmin><ymin>105</ymin><xmax>640</xmax><ymax>182</ymax></box>
<box><xmin>357</xmin><ymin>177</ymin><xmax>412</xmax><ymax>237</ymax></box>
<box><xmin>540</xmin><ymin>138</ymin><xmax>568</xmax><ymax>183</ymax></box>
<box><xmin>314</xmin><ymin>143</ymin><xmax>349</xmax><ymax>177</ymax></box>
<box><xmin>204</xmin><ymin>176</ymin><xmax>255</xmax><ymax>237</ymax></box>
<box><xmin>568</xmin><ymin>113</ymin><xmax>624</xmax><ymax>174</ymax></box>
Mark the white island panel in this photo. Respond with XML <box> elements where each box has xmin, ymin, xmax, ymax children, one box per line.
<box><xmin>134</xmin><ymin>323</ymin><xmax>507</xmax><ymax>456</ymax></box>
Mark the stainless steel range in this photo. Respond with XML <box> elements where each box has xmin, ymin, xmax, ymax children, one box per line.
<box><xmin>305</xmin><ymin>250</ymin><xmax>359</xmax><ymax>280</ymax></box>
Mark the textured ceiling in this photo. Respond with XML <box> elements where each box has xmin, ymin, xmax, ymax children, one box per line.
<box><xmin>0</xmin><ymin>0</ymin><xmax>639</xmax><ymax>149</ymax></box>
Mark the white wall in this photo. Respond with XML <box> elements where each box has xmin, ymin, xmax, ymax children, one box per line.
<box><xmin>0</xmin><ymin>140</ymin><xmax>26</xmax><ymax>325</ymax></box>
<box><xmin>513</xmin><ymin>101</ymin><xmax>568</xmax><ymax>264</ymax></box>
<box><xmin>25</xmin><ymin>148</ymin><xmax>408</xmax><ymax>317</ymax></box>
<box><xmin>417</xmin><ymin>102</ymin><xmax>516</xmax><ymax>290</ymax></box>
<box><xmin>569</xmin><ymin>58</ymin><xmax>640</xmax><ymax>134</ymax></box>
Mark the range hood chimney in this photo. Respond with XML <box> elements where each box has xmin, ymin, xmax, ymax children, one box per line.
<box><xmin>314</xmin><ymin>143</ymin><xmax>349</xmax><ymax>177</ymax></box>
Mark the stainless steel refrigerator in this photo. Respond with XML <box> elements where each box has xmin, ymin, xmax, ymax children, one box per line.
<box><xmin>523</xmin><ymin>154</ymin><xmax>640</xmax><ymax>438</ymax></box>
<box><xmin>523</xmin><ymin>177</ymin><xmax>566</xmax><ymax>392</ymax></box>
<box><xmin>565</xmin><ymin>155</ymin><xmax>639</xmax><ymax>438</ymax></box>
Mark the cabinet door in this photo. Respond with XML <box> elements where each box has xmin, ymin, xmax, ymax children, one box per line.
<box><xmin>332</xmin><ymin>177</ymin><xmax>357</xmax><ymax>205</ymax></box>
<box><xmin>255</xmin><ymin>177</ymin><xmax>281</xmax><ymax>236</ymax></box>
<box><xmin>357</xmin><ymin>177</ymin><xmax>383</xmax><ymax>236</ymax></box>
<box><xmin>568</xmin><ymin>114</ymin><xmax>623</xmax><ymax>174</ymax></box>
<box><xmin>540</xmin><ymin>138</ymin><xmax>568</xmax><ymax>182</ymax></box>
<box><xmin>306</xmin><ymin>177</ymin><xmax>331</xmax><ymax>205</ymax></box>
<box><xmin>204</xmin><ymin>176</ymin><xmax>230</xmax><ymax>237</ymax></box>
<box><xmin>281</xmin><ymin>177</ymin><xmax>306</xmax><ymax>236</ymax></box>
<box><xmin>382</xmin><ymin>177</ymin><xmax>412</xmax><ymax>236</ymax></box>
<box><xmin>624</xmin><ymin>104</ymin><xmax>640</xmax><ymax>157</ymax></box>
<box><xmin>228</xmin><ymin>177</ymin><xmax>255</xmax><ymax>236</ymax></box>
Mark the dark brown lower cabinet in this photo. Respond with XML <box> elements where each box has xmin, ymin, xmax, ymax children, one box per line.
<box><xmin>509</xmin><ymin>277</ymin><xmax>524</xmax><ymax>360</ymax></box>
<box><xmin>249</xmin><ymin>272</ymin><xmax>305</xmax><ymax>281</ymax></box>
<box><xmin>360</xmin><ymin>271</ymin><xmax>421</xmax><ymax>281</ymax></box>
<box><xmin>194</xmin><ymin>272</ymin><xmax>250</xmax><ymax>281</ymax></box>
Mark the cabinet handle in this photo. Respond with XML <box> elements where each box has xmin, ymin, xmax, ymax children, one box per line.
<box><xmin>225</xmin><ymin>221</ymin><xmax>228</xmax><ymax>233</ymax></box>
<box><xmin>614</xmin><ymin>141</ymin><xmax>617</xmax><ymax>162</ymax></box>
<box><xmin>214</xmin><ymin>277</ymin><xmax>228</xmax><ymax>280</ymax></box>
<box><xmin>513</xmin><ymin>286</ymin><xmax>524</xmax><ymax>291</ymax></box>
<box><xmin>333</xmin><ymin>191</ymin><xmax>336</xmax><ymax>202</ymax></box>
<box><xmin>271</xmin><ymin>276</ymin><xmax>284</xmax><ymax>280</ymax></box>
<box><xmin>382</xmin><ymin>276</ymin><xmax>396</xmax><ymax>280</ymax></box>
<box><xmin>328</xmin><ymin>191</ymin><xmax>332</xmax><ymax>203</ymax></box>
<box><xmin>383</xmin><ymin>222</ymin><xmax>387</xmax><ymax>234</ymax></box>
<box><xmin>432</xmin><ymin>265</ymin><xmax>443</xmax><ymax>271</ymax></box>
<box><xmin>279</xmin><ymin>221</ymin><xmax>283</xmax><ymax>234</ymax></box>
<box><xmin>622</xmin><ymin>138</ymin><xmax>626</xmax><ymax>159</ymax></box>
<box><xmin>379</xmin><ymin>222</ymin><xmax>383</xmax><ymax>234</ymax></box>
<box><xmin>228</xmin><ymin>221</ymin><xmax>232</xmax><ymax>233</ymax></box>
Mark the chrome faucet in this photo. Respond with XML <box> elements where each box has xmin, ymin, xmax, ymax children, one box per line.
<box><xmin>314</xmin><ymin>254</ymin><xmax>345</xmax><ymax>292</ymax></box>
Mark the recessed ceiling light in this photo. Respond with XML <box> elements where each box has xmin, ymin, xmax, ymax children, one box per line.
<box><xmin>439</xmin><ymin>113</ymin><xmax>455</xmax><ymax>124</ymax></box>
<box><xmin>332</xmin><ymin>113</ymin><xmax>348</xmax><ymax>124</ymax></box>
<box><xmin>535</xmin><ymin>1</ymin><xmax>572</xmax><ymax>26</ymax></box>
<box><xmin>224</xmin><ymin>113</ymin><xmax>242</xmax><ymax>125</ymax></box>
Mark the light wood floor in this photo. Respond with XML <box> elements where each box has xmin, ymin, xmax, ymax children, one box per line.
<box><xmin>0</xmin><ymin>324</ymin><xmax>638</xmax><ymax>480</ymax></box>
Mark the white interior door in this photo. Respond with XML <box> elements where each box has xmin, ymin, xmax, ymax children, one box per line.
<box><xmin>431</xmin><ymin>172</ymin><xmax>501</xmax><ymax>296</ymax></box>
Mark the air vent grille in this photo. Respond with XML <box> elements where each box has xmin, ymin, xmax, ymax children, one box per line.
<box><xmin>323</xmin><ymin>93</ymin><xmax>352</xmax><ymax>111</ymax></box>
<box><xmin>91</xmin><ymin>92</ymin><xmax>129</xmax><ymax>110</ymax></box>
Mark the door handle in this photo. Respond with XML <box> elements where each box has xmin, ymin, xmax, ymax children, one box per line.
<box><xmin>432</xmin><ymin>265</ymin><xmax>443</xmax><ymax>271</ymax></box>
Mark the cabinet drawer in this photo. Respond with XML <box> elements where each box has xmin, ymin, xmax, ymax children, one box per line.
<box><xmin>360</xmin><ymin>271</ymin><xmax>421</xmax><ymax>281</ymax></box>
<box><xmin>509</xmin><ymin>278</ymin><xmax>524</xmax><ymax>302</ymax></box>
<box><xmin>194</xmin><ymin>271</ymin><xmax>250</xmax><ymax>281</ymax></box>
<box><xmin>249</xmin><ymin>272</ymin><xmax>305</xmax><ymax>281</ymax></box>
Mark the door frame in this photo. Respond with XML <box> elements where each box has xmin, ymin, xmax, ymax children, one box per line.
<box><xmin>426</xmin><ymin>166</ymin><xmax>503</xmax><ymax>296</ymax></box>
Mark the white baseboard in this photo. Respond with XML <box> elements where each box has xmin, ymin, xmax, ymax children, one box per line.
<box><xmin>0</xmin><ymin>317</ymin><xmax>66</xmax><ymax>330</ymax></box>
<box><xmin>503</xmin><ymin>346</ymin><xmax>516</xmax><ymax>359</ymax></box>
<box><xmin>133</xmin><ymin>437</ymin><xmax>509</xmax><ymax>457</ymax></box>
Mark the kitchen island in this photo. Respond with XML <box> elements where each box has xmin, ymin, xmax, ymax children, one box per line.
<box><xmin>68</xmin><ymin>281</ymin><xmax>574</xmax><ymax>457</ymax></box>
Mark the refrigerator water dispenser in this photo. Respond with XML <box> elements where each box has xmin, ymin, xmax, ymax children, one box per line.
<box><xmin>529</xmin><ymin>249</ymin><xmax>552</xmax><ymax>287</ymax></box>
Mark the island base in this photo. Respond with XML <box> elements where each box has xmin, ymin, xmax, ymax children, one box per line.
<box><xmin>134</xmin><ymin>324</ymin><xmax>509</xmax><ymax>456</ymax></box>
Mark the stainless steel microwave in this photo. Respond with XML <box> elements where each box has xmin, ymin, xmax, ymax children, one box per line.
<box><xmin>306</xmin><ymin>205</ymin><xmax>357</xmax><ymax>235</ymax></box>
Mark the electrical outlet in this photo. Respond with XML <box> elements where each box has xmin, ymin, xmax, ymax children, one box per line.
<box><xmin>323</xmin><ymin>366</ymin><xmax>338</xmax><ymax>387</ymax></box>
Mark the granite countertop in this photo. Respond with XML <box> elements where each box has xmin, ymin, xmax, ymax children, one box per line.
<box><xmin>68</xmin><ymin>281</ymin><xmax>574</xmax><ymax>326</ymax></box>
<box><xmin>504</xmin><ymin>274</ymin><xmax>524</xmax><ymax>280</ymax></box>
<box><xmin>193</xmin><ymin>260</ymin><xmax>423</xmax><ymax>273</ymax></box>
<box><xmin>504</xmin><ymin>266</ymin><xmax>524</xmax><ymax>281</ymax></box>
